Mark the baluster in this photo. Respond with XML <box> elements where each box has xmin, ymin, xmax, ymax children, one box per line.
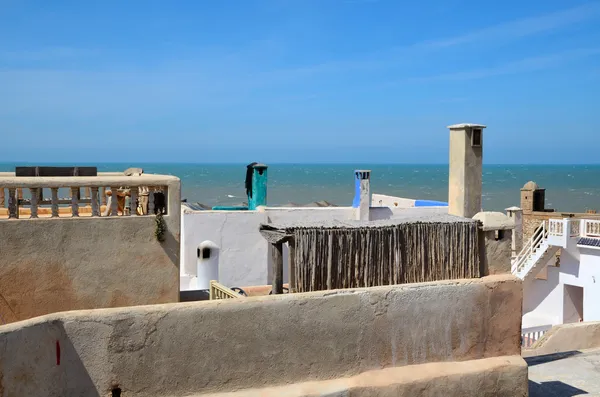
<box><xmin>51</xmin><ymin>188</ymin><xmax>59</xmax><ymax>218</ymax></box>
<box><xmin>8</xmin><ymin>188</ymin><xmax>18</xmax><ymax>219</ymax></box>
<box><xmin>30</xmin><ymin>188</ymin><xmax>39</xmax><ymax>218</ymax></box>
<box><xmin>91</xmin><ymin>187</ymin><xmax>100</xmax><ymax>217</ymax></box>
<box><xmin>110</xmin><ymin>187</ymin><xmax>119</xmax><ymax>216</ymax></box>
<box><xmin>148</xmin><ymin>188</ymin><xmax>155</xmax><ymax>215</ymax></box>
<box><xmin>101</xmin><ymin>187</ymin><xmax>107</xmax><ymax>206</ymax></box>
<box><xmin>71</xmin><ymin>187</ymin><xmax>79</xmax><ymax>217</ymax></box>
<box><xmin>130</xmin><ymin>187</ymin><xmax>138</xmax><ymax>216</ymax></box>
<box><xmin>0</xmin><ymin>188</ymin><xmax>4</xmax><ymax>207</ymax></box>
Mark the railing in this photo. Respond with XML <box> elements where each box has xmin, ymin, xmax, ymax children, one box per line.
<box><xmin>521</xmin><ymin>325</ymin><xmax>552</xmax><ymax>348</ymax></box>
<box><xmin>0</xmin><ymin>173</ymin><xmax>177</xmax><ymax>220</ymax></box>
<box><xmin>582</xmin><ymin>219</ymin><xmax>600</xmax><ymax>238</ymax></box>
<box><xmin>209</xmin><ymin>280</ymin><xmax>245</xmax><ymax>300</ymax></box>
<box><xmin>548</xmin><ymin>219</ymin><xmax>563</xmax><ymax>236</ymax></box>
<box><xmin>570</xmin><ymin>220</ymin><xmax>581</xmax><ymax>237</ymax></box>
<box><xmin>512</xmin><ymin>221</ymin><xmax>547</xmax><ymax>275</ymax></box>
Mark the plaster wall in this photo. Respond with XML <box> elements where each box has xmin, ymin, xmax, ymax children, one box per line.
<box><xmin>181</xmin><ymin>207</ymin><xmax>356</xmax><ymax>287</ymax></box>
<box><xmin>198</xmin><ymin>356</ymin><xmax>527</xmax><ymax>397</ymax></box>
<box><xmin>523</xmin><ymin>321</ymin><xmax>600</xmax><ymax>356</ymax></box>
<box><xmin>0</xmin><ymin>215</ymin><xmax>180</xmax><ymax>325</ymax></box>
<box><xmin>523</xmin><ymin>242</ymin><xmax>600</xmax><ymax>328</ymax></box>
<box><xmin>371</xmin><ymin>193</ymin><xmax>416</xmax><ymax>209</ymax></box>
<box><xmin>482</xmin><ymin>230</ymin><xmax>512</xmax><ymax>274</ymax></box>
<box><xmin>0</xmin><ymin>275</ymin><xmax>524</xmax><ymax>397</ymax></box>
<box><xmin>448</xmin><ymin>128</ymin><xmax>482</xmax><ymax>218</ymax></box>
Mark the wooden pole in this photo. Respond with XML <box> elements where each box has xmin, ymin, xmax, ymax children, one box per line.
<box><xmin>271</xmin><ymin>242</ymin><xmax>284</xmax><ymax>294</ymax></box>
<box><xmin>288</xmin><ymin>239</ymin><xmax>296</xmax><ymax>293</ymax></box>
<box><xmin>327</xmin><ymin>232</ymin><xmax>333</xmax><ymax>290</ymax></box>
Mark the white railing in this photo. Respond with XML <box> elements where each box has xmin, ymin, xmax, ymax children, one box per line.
<box><xmin>548</xmin><ymin>219</ymin><xmax>563</xmax><ymax>236</ymax></box>
<box><xmin>521</xmin><ymin>325</ymin><xmax>552</xmax><ymax>348</ymax></box>
<box><xmin>0</xmin><ymin>173</ymin><xmax>178</xmax><ymax>220</ymax></box>
<box><xmin>512</xmin><ymin>221</ymin><xmax>547</xmax><ymax>274</ymax></box>
<box><xmin>582</xmin><ymin>219</ymin><xmax>600</xmax><ymax>238</ymax></box>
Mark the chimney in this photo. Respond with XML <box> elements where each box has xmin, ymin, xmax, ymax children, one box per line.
<box><xmin>505</xmin><ymin>206</ymin><xmax>523</xmax><ymax>258</ymax></box>
<box><xmin>447</xmin><ymin>123</ymin><xmax>486</xmax><ymax>218</ymax></box>
<box><xmin>352</xmin><ymin>170</ymin><xmax>371</xmax><ymax>221</ymax></box>
<box><xmin>246</xmin><ymin>163</ymin><xmax>268</xmax><ymax>210</ymax></box>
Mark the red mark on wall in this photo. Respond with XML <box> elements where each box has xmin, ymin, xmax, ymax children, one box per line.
<box><xmin>56</xmin><ymin>340</ymin><xmax>61</xmax><ymax>365</ymax></box>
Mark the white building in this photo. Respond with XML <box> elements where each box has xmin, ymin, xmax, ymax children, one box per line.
<box><xmin>179</xmin><ymin>123</ymin><xmax>488</xmax><ymax>292</ymax></box>
<box><xmin>514</xmin><ymin>217</ymin><xmax>600</xmax><ymax>345</ymax></box>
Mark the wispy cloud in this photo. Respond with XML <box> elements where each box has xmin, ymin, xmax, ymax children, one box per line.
<box><xmin>421</xmin><ymin>2</ymin><xmax>600</xmax><ymax>49</ymax></box>
<box><xmin>398</xmin><ymin>48</ymin><xmax>600</xmax><ymax>83</ymax></box>
<box><xmin>0</xmin><ymin>46</ymin><xmax>97</xmax><ymax>62</ymax></box>
<box><xmin>274</xmin><ymin>2</ymin><xmax>600</xmax><ymax>76</ymax></box>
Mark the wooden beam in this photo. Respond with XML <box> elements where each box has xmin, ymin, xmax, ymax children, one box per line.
<box><xmin>288</xmin><ymin>239</ymin><xmax>296</xmax><ymax>293</ymax></box>
<box><xmin>327</xmin><ymin>232</ymin><xmax>333</xmax><ymax>290</ymax></box>
<box><xmin>271</xmin><ymin>242</ymin><xmax>284</xmax><ymax>294</ymax></box>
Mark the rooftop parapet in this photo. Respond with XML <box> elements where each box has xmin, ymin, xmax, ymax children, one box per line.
<box><xmin>0</xmin><ymin>171</ymin><xmax>180</xmax><ymax>220</ymax></box>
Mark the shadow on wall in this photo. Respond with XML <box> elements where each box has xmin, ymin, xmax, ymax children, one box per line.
<box><xmin>160</xmin><ymin>228</ymin><xmax>180</xmax><ymax>269</ymax></box>
<box><xmin>528</xmin><ymin>380</ymin><xmax>588</xmax><ymax>397</ymax></box>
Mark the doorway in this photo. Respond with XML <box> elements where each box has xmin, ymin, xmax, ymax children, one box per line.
<box><xmin>563</xmin><ymin>285</ymin><xmax>584</xmax><ymax>324</ymax></box>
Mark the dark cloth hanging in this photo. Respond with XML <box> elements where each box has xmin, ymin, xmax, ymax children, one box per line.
<box><xmin>245</xmin><ymin>162</ymin><xmax>258</xmax><ymax>198</ymax></box>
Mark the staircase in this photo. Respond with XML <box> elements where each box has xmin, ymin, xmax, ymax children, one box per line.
<box><xmin>512</xmin><ymin>221</ymin><xmax>559</xmax><ymax>282</ymax></box>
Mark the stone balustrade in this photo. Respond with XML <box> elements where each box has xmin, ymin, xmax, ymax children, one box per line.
<box><xmin>0</xmin><ymin>172</ymin><xmax>179</xmax><ymax>219</ymax></box>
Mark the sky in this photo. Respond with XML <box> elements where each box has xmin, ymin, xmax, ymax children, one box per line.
<box><xmin>1</xmin><ymin>0</ymin><xmax>599</xmax><ymax>163</ymax></box>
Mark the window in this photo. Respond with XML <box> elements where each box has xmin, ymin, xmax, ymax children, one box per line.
<box><xmin>495</xmin><ymin>230</ymin><xmax>505</xmax><ymax>241</ymax></box>
<box><xmin>202</xmin><ymin>247</ymin><xmax>211</xmax><ymax>259</ymax></box>
<box><xmin>471</xmin><ymin>128</ymin><xmax>482</xmax><ymax>147</ymax></box>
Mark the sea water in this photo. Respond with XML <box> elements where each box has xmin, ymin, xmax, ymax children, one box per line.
<box><xmin>1</xmin><ymin>163</ymin><xmax>599</xmax><ymax>213</ymax></box>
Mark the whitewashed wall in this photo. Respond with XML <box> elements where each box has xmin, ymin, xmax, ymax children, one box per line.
<box><xmin>523</xmin><ymin>241</ymin><xmax>600</xmax><ymax>328</ymax></box>
<box><xmin>182</xmin><ymin>207</ymin><xmax>356</xmax><ymax>287</ymax></box>
<box><xmin>371</xmin><ymin>193</ymin><xmax>416</xmax><ymax>208</ymax></box>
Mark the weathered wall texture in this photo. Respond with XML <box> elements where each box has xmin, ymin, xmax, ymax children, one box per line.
<box><xmin>482</xmin><ymin>230</ymin><xmax>513</xmax><ymax>274</ymax></box>
<box><xmin>523</xmin><ymin>321</ymin><xmax>600</xmax><ymax>357</ymax></box>
<box><xmin>0</xmin><ymin>215</ymin><xmax>179</xmax><ymax>325</ymax></box>
<box><xmin>201</xmin><ymin>356</ymin><xmax>527</xmax><ymax>397</ymax></box>
<box><xmin>0</xmin><ymin>275</ymin><xmax>525</xmax><ymax>397</ymax></box>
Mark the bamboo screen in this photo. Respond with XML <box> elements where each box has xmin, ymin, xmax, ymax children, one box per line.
<box><xmin>292</xmin><ymin>222</ymin><xmax>480</xmax><ymax>293</ymax></box>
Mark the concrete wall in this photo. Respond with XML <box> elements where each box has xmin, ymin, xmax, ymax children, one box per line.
<box><xmin>0</xmin><ymin>185</ymin><xmax>180</xmax><ymax>324</ymax></box>
<box><xmin>0</xmin><ymin>275</ymin><xmax>526</xmax><ymax>397</ymax></box>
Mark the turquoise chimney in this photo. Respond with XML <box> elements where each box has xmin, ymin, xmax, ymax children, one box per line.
<box><xmin>246</xmin><ymin>163</ymin><xmax>268</xmax><ymax>210</ymax></box>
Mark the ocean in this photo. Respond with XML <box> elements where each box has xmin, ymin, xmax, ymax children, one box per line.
<box><xmin>1</xmin><ymin>163</ymin><xmax>599</xmax><ymax>213</ymax></box>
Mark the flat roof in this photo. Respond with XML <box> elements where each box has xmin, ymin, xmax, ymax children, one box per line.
<box><xmin>262</xmin><ymin>207</ymin><xmax>475</xmax><ymax>230</ymax></box>
<box><xmin>447</xmin><ymin>123</ymin><xmax>487</xmax><ymax>129</ymax></box>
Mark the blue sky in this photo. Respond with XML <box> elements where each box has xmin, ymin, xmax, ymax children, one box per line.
<box><xmin>1</xmin><ymin>0</ymin><xmax>599</xmax><ymax>163</ymax></box>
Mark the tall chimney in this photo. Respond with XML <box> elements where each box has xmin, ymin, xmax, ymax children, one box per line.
<box><xmin>352</xmin><ymin>170</ymin><xmax>371</xmax><ymax>221</ymax></box>
<box><xmin>447</xmin><ymin>123</ymin><xmax>486</xmax><ymax>218</ymax></box>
